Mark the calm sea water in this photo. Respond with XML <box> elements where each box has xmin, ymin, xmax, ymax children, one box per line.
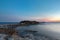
<box><xmin>0</xmin><ymin>22</ymin><xmax>60</xmax><ymax>40</ymax></box>
<box><xmin>16</xmin><ymin>23</ymin><xmax>60</xmax><ymax>39</ymax></box>
<box><xmin>0</xmin><ymin>22</ymin><xmax>18</xmax><ymax>24</ymax></box>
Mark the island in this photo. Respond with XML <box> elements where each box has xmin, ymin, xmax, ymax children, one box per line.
<box><xmin>19</xmin><ymin>20</ymin><xmax>39</xmax><ymax>26</ymax></box>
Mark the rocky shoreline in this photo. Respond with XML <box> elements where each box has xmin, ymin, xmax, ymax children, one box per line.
<box><xmin>0</xmin><ymin>30</ymin><xmax>58</xmax><ymax>40</ymax></box>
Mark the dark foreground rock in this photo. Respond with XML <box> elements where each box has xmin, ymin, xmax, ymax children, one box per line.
<box><xmin>0</xmin><ymin>28</ymin><xmax>16</xmax><ymax>35</ymax></box>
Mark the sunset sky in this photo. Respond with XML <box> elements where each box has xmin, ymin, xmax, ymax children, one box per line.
<box><xmin>0</xmin><ymin>0</ymin><xmax>60</xmax><ymax>22</ymax></box>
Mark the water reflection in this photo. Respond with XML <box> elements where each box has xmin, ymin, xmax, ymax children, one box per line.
<box><xmin>16</xmin><ymin>23</ymin><xmax>60</xmax><ymax>39</ymax></box>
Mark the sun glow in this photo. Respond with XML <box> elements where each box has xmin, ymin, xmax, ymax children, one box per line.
<box><xmin>47</xmin><ymin>17</ymin><xmax>60</xmax><ymax>22</ymax></box>
<box><xmin>29</xmin><ymin>16</ymin><xmax>60</xmax><ymax>22</ymax></box>
<box><xmin>33</xmin><ymin>17</ymin><xmax>60</xmax><ymax>22</ymax></box>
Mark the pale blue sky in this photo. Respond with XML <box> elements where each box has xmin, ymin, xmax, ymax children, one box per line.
<box><xmin>0</xmin><ymin>0</ymin><xmax>60</xmax><ymax>22</ymax></box>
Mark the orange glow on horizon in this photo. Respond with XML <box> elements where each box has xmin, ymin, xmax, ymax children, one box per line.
<box><xmin>35</xmin><ymin>17</ymin><xmax>60</xmax><ymax>22</ymax></box>
<box><xmin>47</xmin><ymin>17</ymin><xmax>60</xmax><ymax>22</ymax></box>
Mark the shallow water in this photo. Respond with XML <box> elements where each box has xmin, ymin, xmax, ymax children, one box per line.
<box><xmin>16</xmin><ymin>23</ymin><xmax>60</xmax><ymax>40</ymax></box>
